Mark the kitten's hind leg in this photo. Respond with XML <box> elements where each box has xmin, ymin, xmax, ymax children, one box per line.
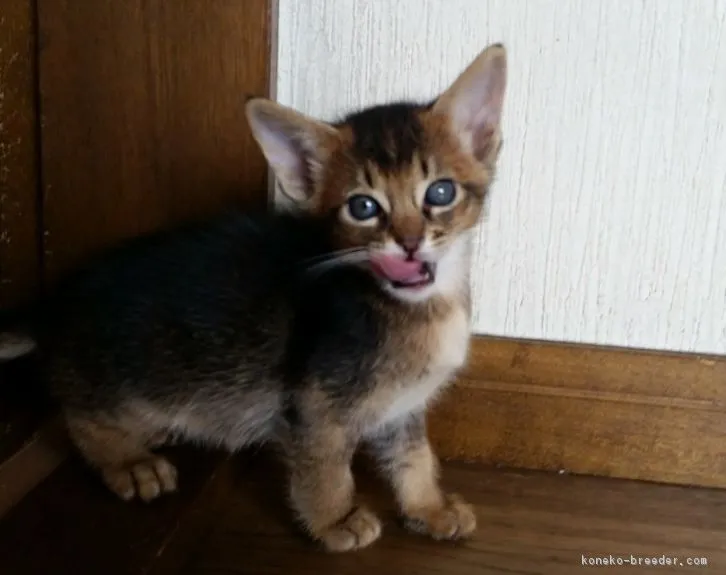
<box><xmin>65</xmin><ymin>410</ymin><xmax>178</xmax><ymax>502</ymax></box>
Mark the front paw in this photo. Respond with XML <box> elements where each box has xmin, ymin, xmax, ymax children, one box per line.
<box><xmin>315</xmin><ymin>506</ymin><xmax>383</xmax><ymax>552</ymax></box>
<box><xmin>101</xmin><ymin>456</ymin><xmax>178</xmax><ymax>502</ymax></box>
<box><xmin>403</xmin><ymin>493</ymin><xmax>476</xmax><ymax>540</ymax></box>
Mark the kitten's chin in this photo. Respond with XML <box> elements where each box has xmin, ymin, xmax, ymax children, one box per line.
<box><xmin>380</xmin><ymin>278</ymin><xmax>441</xmax><ymax>303</ymax></box>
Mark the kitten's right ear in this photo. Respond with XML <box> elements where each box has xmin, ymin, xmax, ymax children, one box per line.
<box><xmin>245</xmin><ymin>98</ymin><xmax>338</xmax><ymax>204</ymax></box>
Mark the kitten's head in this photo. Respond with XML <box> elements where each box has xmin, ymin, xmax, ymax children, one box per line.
<box><xmin>246</xmin><ymin>44</ymin><xmax>507</xmax><ymax>303</ymax></box>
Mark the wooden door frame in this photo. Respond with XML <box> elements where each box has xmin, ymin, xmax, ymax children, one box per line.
<box><xmin>0</xmin><ymin>0</ymin><xmax>41</xmax><ymax>309</ymax></box>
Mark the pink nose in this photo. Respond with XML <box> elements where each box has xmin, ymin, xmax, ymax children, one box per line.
<box><xmin>397</xmin><ymin>235</ymin><xmax>422</xmax><ymax>255</ymax></box>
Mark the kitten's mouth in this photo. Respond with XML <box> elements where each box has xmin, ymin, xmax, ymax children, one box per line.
<box><xmin>369</xmin><ymin>255</ymin><xmax>436</xmax><ymax>290</ymax></box>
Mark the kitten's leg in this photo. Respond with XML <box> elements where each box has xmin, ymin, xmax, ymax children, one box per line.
<box><xmin>286</xmin><ymin>423</ymin><xmax>381</xmax><ymax>552</ymax></box>
<box><xmin>65</xmin><ymin>410</ymin><xmax>178</xmax><ymax>502</ymax></box>
<box><xmin>370</xmin><ymin>412</ymin><xmax>476</xmax><ymax>540</ymax></box>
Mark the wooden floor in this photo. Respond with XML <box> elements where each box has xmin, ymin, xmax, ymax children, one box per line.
<box><xmin>180</xmin><ymin>456</ymin><xmax>725</xmax><ymax>575</ymax></box>
<box><xmin>2</xmin><ymin>449</ymin><xmax>726</xmax><ymax>574</ymax></box>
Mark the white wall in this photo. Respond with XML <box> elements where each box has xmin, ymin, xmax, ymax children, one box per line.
<box><xmin>275</xmin><ymin>0</ymin><xmax>726</xmax><ymax>355</ymax></box>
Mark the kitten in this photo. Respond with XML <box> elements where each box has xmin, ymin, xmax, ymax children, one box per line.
<box><xmin>0</xmin><ymin>43</ymin><xmax>506</xmax><ymax>552</ymax></box>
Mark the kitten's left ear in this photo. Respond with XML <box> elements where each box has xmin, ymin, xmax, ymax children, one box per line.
<box><xmin>245</xmin><ymin>98</ymin><xmax>339</xmax><ymax>205</ymax></box>
<box><xmin>434</xmin><ymin>43</ymin><xmax>507</xmax><ymax>163</ymax></box>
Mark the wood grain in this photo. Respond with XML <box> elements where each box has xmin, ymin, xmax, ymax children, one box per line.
<box><xmin>429</xmin><ymin>336</ymin><xmax>726</xmax><ymax>488</ymax></box>
<box><xmin>0</xmin><ymin>0</ymin><xmax>40</xmax><ymax>308</ymax></box>
<box><xmin>183</xmin><ymin>454</ymin><xmax>726</xmax><ymax>575</ymax></box>
<box><xmin>0</xmin><ymin>447</ymin><xmax>231</xmax><ymax>575</ymax></box>
<box><xmin>0</xmin><ymin>417</ymin><xmax>68</xmax><ymax>519</ymax></box>
<box><xmin>0</xmin><ymin>359</ymin><xmax>65</xmax><ymax>519</ymax></box>
<box><xmin>37</xmin><ymin>0</ymin><xmax>274</xmax><ymax>281</ymax></box>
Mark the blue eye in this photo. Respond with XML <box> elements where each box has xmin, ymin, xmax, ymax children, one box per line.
<box><xmin>424</xmin><ymin>179</ymin><xmax>457</xmax><ymax>207</ymax></box>
<box><xmin>347</xmin><ymin>194</ymin><xmax>381</xmax><ymax>220</ymax></box>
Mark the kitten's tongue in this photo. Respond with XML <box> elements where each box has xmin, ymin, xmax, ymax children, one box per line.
<box><xmin>370</xmin><ymin>255</ymin><xmax>426</xmax><ymax>283</ymax></box>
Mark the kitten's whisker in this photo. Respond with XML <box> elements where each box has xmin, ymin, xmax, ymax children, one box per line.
<box><xmin>304</xmin><ymin>250</ymin><xmax>370</xmax><ymax>277</ymax></box>
<box><xmin>302</xmin><ymin>246</ymin><xmax>365</xmax><ymax>267</ymax></box>
<box><xmin>429</xmin><ymin>237</ymin><xmax>456</xmax><ymax>250</ymax></box>
<box><xmin>429</xmin><ymin>228</ymin><xmax>471</xmax><ymax>250</ymax></box>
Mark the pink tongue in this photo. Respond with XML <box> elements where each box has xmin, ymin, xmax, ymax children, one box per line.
<box><xmin>370</xmin><ymin>255</ymin><xmax>425</xmax><ymax>282</ymax></box>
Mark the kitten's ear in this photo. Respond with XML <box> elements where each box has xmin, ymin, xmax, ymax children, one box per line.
<box><xmin>433</xmin><ymin>44</ymin><xmax>507</xmax><ymax>163</ymax></box>
<box><xmin>245</xmin><ymin>98</ymin><xmax>338</xmax><ymax>203</ymax></box>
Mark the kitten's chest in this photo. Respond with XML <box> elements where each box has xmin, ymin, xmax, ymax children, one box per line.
<box><xmin>426</xmin><ymin>303</ymin><xmax>472</xmax><ymax>372</ymax></box>
<box><xmin>364</xmin><ymin>302</ymin><xmax>471</xmax><ymax>430</ymax></box>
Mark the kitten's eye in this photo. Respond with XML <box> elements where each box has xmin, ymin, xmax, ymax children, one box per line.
<box><xmin>347</xmin><ymin>194</ymin><xmax>381</xmax><ymax>221</ymax></box>
<box><xmin>424</xmin><ymin>179</ymin><xmax>457</xmax><ymax>207</ymax></box>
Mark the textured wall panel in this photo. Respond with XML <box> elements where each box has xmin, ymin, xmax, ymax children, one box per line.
<box><xmin>276</xmin><ymin>0</ymin><xmax>726</xmax><ymax>354</ymax></box>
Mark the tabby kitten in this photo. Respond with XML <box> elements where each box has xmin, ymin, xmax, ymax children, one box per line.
<box><xmin>0</xmin><ymin>44</ymin><xmax>506</xmax><ymax>552</ymax></box>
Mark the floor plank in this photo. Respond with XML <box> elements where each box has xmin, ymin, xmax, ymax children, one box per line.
<box><xmin>184</xmin><ymin>454</ymin><xmax>726</xmax><ymax>575</ymax></box>
<box><xmin>0</xmin><ymin>360</ymin><xmax>64</xmax><ymax>517</ymax></box>
<box><xmin>1</xmin><ymin>441</ymin><xmax>724</xmax><ymax>574</ymax></box>
<box><xmin>0</xmin><ymin>446</ymin><xmax>230</xmax><ymax>575</ymax></box>
<box><xmin>0</xmin><ymin>359</ymin><xmax>51</xmax><ymax>466</ymax></box>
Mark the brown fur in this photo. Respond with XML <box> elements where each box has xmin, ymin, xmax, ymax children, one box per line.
<box><xmin>0</xmin><ymin>44</ymin><xmax>507</xmax><ymax>553</ymax></box>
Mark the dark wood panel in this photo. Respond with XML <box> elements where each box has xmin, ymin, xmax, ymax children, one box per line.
<box><xmin>0</xmin><ymin>446</ymin><xmax>231</xmax><ymax>575</ymax></box>
<box><xmin>0</xmin><ymin>359</ymin><xmax>60</xmax><ymax>518</ymax></box>
<box><xmin>184</xmin><ymin>454</ymin><xmax>725</xmax><ymax>575</ymax></box>
<box><xmin>0</xmin><ymin>0</ymin><xmax>40</xmax><ymax>308</ymax></box>
<box><xmin>429</xmin><ymin>336</ymin><xmax>726</xmax><ymax>487</ymax></box>
<box><xmin>37</xmin><ymin>0</ymin><xmax>274</xmax><ymax>280</ymax></box>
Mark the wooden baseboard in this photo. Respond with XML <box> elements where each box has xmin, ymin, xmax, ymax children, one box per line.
<box><xmin>429</xmin><ymin>336</ymin><xmax>726</xmax><ymax>489</ymax></box>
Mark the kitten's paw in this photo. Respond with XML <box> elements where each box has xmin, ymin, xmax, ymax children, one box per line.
<box><xmin>316</xmin><ymin>506</ymin><xmax>382</xmax><ymax>552</ymax></box>
<box><xmin>101</xmin><ymin>456</ymin><xmax>178</xmax><ymax>502</ymax></box>
<box><xmin>404</xmin><ymin>493</ymin><xmax>476</xmax><ymax>540</ymax></box>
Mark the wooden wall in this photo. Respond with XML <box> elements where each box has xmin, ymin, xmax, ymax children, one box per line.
<box><xmin>0</xmin><ymin>0</ymin><xmax>40</xmax><ymax>308</ymax></box>
<box><xmin>0</xmin><ymin>0</ymin><xmax>274</xmax><ymax>307</ymax></box>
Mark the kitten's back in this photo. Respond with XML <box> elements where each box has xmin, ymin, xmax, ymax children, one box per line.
<box><xmin>30</xmin><ymin>210</ymin><xmax>329</xmax><ymax>405</ymax></box>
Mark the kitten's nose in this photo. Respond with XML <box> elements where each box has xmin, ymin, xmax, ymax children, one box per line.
<box><xmin>397</xmin><ymin>235</ymin><xmax>423</xmax><ymax>256</ymax></box>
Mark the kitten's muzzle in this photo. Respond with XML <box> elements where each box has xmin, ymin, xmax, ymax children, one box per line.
<box><xmin>369</xmin><ymin>255</ymin><xmax>436</xmax><ymax>290</ymax></box>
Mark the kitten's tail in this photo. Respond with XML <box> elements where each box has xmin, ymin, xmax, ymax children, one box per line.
<box><xmin>0</xmin><ymin>305</ymin><xmax>39</xmax><ymax>362</ymax></box>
